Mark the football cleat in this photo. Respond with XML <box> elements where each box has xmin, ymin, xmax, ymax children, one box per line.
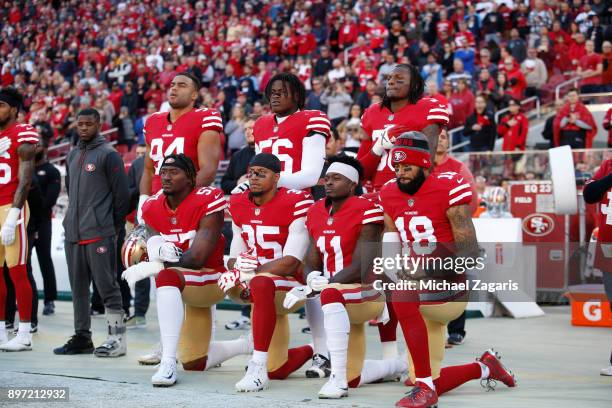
<box><xmin>305</xmin><ymin>353</ymin><xmax>331</xmax><ymax>378</ymax></box>
<box><xmin>94</xmin><ymin>338</ymin><xmax>126</xmax><ymax>357</ymax></box>
<box><xmin>318</xmin><ymin>374</ymin><xmax>348</xmax><ymax>399</ymax></box>
<box><xmin>395</xmin><ymin>381</ymin><xmax>438</xmax><ymax>408</ymax></box>
<box><xmin>0</xmin><ymin>335</ymin><xmax>32</xmax><ymax>352</ymax></box>
<box><xmin>478</xmin><ymin>349</ymin><xmax>516</xmax><ymax>390</ymax></box>
<box><xmin>152</xmin><ymin>360</ymin><xmax>178</xmax><ymax>387</ymax></box>
<box><xmin>235</xmin><ymin>359</ymin><xmax>269</xmax><ymax>392</ymax></box>
<box><xmin>600</xmin><ymin>366</ymin><xmax>612</xmax><ymax>376</ymax></box>
<box><xmin>138</xmin><ymin>343</ymin><xmax>162</xmax><ymax>365</ymax></box>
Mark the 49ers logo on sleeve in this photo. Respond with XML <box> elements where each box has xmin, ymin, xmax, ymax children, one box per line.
<box><xmin>522</xmin><ymin>214</ymin><xmax>554</xmax><ymax>237</ymax></box>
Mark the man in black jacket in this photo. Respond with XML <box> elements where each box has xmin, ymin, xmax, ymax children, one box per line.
<box><xmin>220</xmin><ymin>116</ymin><xmax>257</xmax><ymax>194</ymax></box>
<box><xmin>124</xmin><ymin>144</ymin><xmax>150</xmax><ymax>329</ymax></box>
<box><xmin>54</xmin><ymin>108</ymin><xmax>129</xmax><ymax>357</ymax></box>
<box><xmin>32</xmin><ymin>139</ymin><xmax>60</xmax><ymax>315</ymax></box>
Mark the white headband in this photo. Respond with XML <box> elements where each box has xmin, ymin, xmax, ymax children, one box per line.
<box><xmin>326</xmin><ymin>162</ymin><xmax>359</xmax><ymax>183</ymax></box>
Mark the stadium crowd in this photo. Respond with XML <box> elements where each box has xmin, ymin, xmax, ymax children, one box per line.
<box><xmin>1</xmin><ymin>0</ymin><xmax>611</xmax><ymax>159</ymax></box>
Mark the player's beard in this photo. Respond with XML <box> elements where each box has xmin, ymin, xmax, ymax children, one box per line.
<box><xmin>396</xmin><ymin>168</ymin><xmax>426</xmax><ymax>195</ymax></box>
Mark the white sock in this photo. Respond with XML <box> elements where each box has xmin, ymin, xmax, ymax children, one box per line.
<box><xmin>206</xmin><ymin>337</ymin><xmax>251</xmax><ymax>369</ymax></box>
<box><xmin>479</xmin><ymin>362</ymin><xmax>490</xmax><ymax>379</ymax></box>
<box><xmin>0</xmin><ymin>321</ymin><xmax>6</xmax><ymax>341</ymax></box>
<box><xmin>156</xmin><ymin>286</ymin><xmax>184</xmax><ymax>363</ymax></box>
<box><xmin>17</xmin><ymin>322</ymin><xmax>31</xmax><ymax>340</ymax></box>
<box><xmin>211</xmin><ymin>305</ymin><xmax>217</xmax><ymax>341</ymax></box>
<box><xmin>359</xmin><ymin>358</ymin><xmax>406</xmax><ymax>385</ymax></box>
<box><xmin>322</xmin><ymin>302</ymin><xmax>349</xmax><ymax>384</ymax></box>
<box><xmin>252</xmin><ymin>350</ymin><xmax>268</xmax><ymax>365</ymax></box>
<box><xmin>416</xmin><ymin>376</ymin><xmax>435</xmax><ymax>390</ymax></box>
<box><xmin>306</xmin><ymin>297</ymin><xmax>328</xmax><ymax>356</ymax></box>
<box><xmin>381</xmin><ymin>341</ymin><xmax>398</xmax><ymax>359</ymax></box>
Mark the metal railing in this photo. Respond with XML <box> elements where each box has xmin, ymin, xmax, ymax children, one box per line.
<box><xmin>48</xmin><ymin>128</ymin><xmax>119</xmax><ymax>165</ymax></box>
<box><xmin>554</xmin><ymin>73</ymin><xmax>600</xmax><ymax>102</ymax></box>
<box><xmin>343</xmin><ymin>44</ymin><xmax>357</xmax><ymax>67</ymax></box>
<box><xmin>494</xmin><ymin>96</ymin><xmax>541</xmax><ymax>124</ymax></box>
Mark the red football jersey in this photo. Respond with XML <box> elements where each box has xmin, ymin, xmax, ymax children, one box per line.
<box><xmin>586</xmin><ymin>159</ymin><xmax>611</xmax><ymax>271</ymax></box>
<box><xmin>141</xmin><ymin>186</ymin><xmax>227</xmax><ymax>270</ymax></box>
<box><xmin>253</xmin><ymin>110</ymin><xmax>331</xmax><ymax>175</ymax></box>
<box><xmin>144</xmin><ymin>108</ymin><xmax>223</xmax><ymax>193</ymax></box>
<box><xmin>229</xmin><ymin>187</ymin><xmax>313</xmax><ymax>265</ymax></box>
<box><xmin>0</xmin><ymin>123</ymin><xmax>39</xmax><ymax>206</ymax></box>
<box><xmin>358</xmin><ymin>98</ymin><xmax>450</xmax><ymax>190</ymax></box>
<box><xmin>379</xmin><ymin>171</ymin><xmax>472</xmax><ymax>248</ymax></box>
<box><xmin>306</xmin><ymin>196</ymin><xmax>384</xmax><ymax>278</ymax></box>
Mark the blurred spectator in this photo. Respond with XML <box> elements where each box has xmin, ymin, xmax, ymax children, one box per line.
<box><xmin>553</xmin><ymin>88</ymin><xmax>597</xmax><ymax>149</ymax></box>
<box><xmin>465</xmin><ymin>95</ymin><xmax>497</xmax><ymax>152</ymax></box>
<box><xmin>577</xmin><ymin>40</ymin><xmax>604</xmax><ymax>94</ymax></box>
<box><xmin>421</xmin><ymin>53</ymin><xmax>444</xmax><ymax>90</ymax></box>
<box><xmin>135</xmin><ymin>103</ymin><xmax>157</xmax><ymax>145</ymax></box>
<box><xmin>313</xmin><ymin>46</ymin><xmax>334</xmax><ymax>77</ymax></box>
<box><xmin>449</xmin><ymin>78</ymin><xmax>475</xmax><ymax>133</ymax></box>
<box><xmin>454</xmin><ymin>38</ymin><xmax>476</xmax><ymax>75</ymax></box>
<box><xmin>218</xmin><ymin>65</ymin><xmax>239</xmax><ymax>105</ymax></box>
<box><xmin>320</xmin><ymin>82</ymin><xmax>353</xmax><ymax>128</ymax></box>
<box><xmin>498</xmin><ymin>98</ymin><xmax>529</xmax><ymax>151</ymax></box>
<box><xmin>121</xmin><ymin>82</ymin><xmax>139</xmax><ymax>119</ymax></box>
<box><xmin>447</xmin><ymin>59</ymin><xmax>473</xmax><ymax>89</ymax></box>
<box><xmin>114</xmin><ymin>107</ymin><xmax>136</xmax><ymax>151</ymax></box>
<box><xmin>474</xmin><ymin>48</ymin><xmax>498</xmax><ymax>80</ymax></box>
<box><xmin>225</xmin><ymin>105</ymin><xmax>247</xmax><ymax>156</ymax></box>
<box><xmin>377</xmin><ymin>53</ymin><xmax>396</xmax><ymax>84</ymax></box>
<box><xmin>339</xmin><ymin>118</ymin><xmax>365</xmax><ymax>156</ymax></box>
<box><xmin>305</xmin><ymin>77</ymin><xmax>327</xmax><ymax>111</ymax></box>
<box><xmin>603</xmin><ymin>108</ymin><xmax>612</xmax><ymax>148</ymax></box>
<box><xmin>503</xmin><ymin>58</ymin><xmax>527</xmax><ymax>100</ymax></box>
<box><xmin>355</xmin><ymin>79</ymin><xmax>377</xmax><ymax>111</ymax></box>
<box><xmin>221</xmin><ymin>115</ymin><xmax>257</xmax><ymax>194</ymax></box>
<box><xmin>508</xmin><ymin>28</ymin><xmax>528</xmax><ymax>64</ymax></box>
<box><xmin>327</xmin><ymin>59</ymin><xmax>346</xmax><ymax>83</ymax></box>
<box><xmin>602</xmin><ymin>41</ymin><xmax>612</xmax><ymax>92</ymax></box>
<box><xmin>475</xmin><ymin>69</ymin><xmax>496</xmax><ymax>103</ymax></box>
<box><xmin>569</xmin><ymin>33</ymin><xmax>587</xmax><ymax>70</ymax></box>
<box><xmin>542</xmin><ymin>99</ymin><xmax>566</xmax><ymax>148</ymax></box>
<box><xmin>521</xmin><ymin>48</ymin><xmax>548</xmax><ymax>98</ymax></box>
<box><xmin>528</xmin><ymin>0</ymin><xmax>553</xmax><ymax>44</ymax></box>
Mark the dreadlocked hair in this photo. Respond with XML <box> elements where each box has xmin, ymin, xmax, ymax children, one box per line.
<box><xmin>264</xmin><ymin>73</ymin><xmax>306</xmax><ymax>110</ymax></box>
<box><xmin>381</xmin><ymin>63</ymin><xmax>424</xmax><ymax>110</ymax></box>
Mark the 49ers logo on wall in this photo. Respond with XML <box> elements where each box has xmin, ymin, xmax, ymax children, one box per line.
<box><xmin>522</xmin><ymin>214</ymin><xmax>555</xmax><ymax>237</ymax></box>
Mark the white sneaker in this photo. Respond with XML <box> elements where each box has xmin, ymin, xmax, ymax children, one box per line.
<box><xmin>318</xmin><ymin>374</ymin><xmax>348</xmax><ymax>399</ymax></box>
<box><xmin>235</xmin><ymin>359</ymin><xmax>269</xmax><ymax>392</ymax></box>
<box><xmin>138</xmin><ymin>343</ymin><xmax>162</xmax><ymax>365</ymax></box>
<box><xmin>0</xmin><ymin>335</ymin><xmax>32</xmax><ymax>352</ymax></box>
<box><xmin>152</xmin><ymin>360</ymin><xmax>178</xmax><ymax>387</ymax></box>
<box><xmin>601</xmin><ymin>366</ymin><xmax>612</xmax><ymax>376</ymax></box>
